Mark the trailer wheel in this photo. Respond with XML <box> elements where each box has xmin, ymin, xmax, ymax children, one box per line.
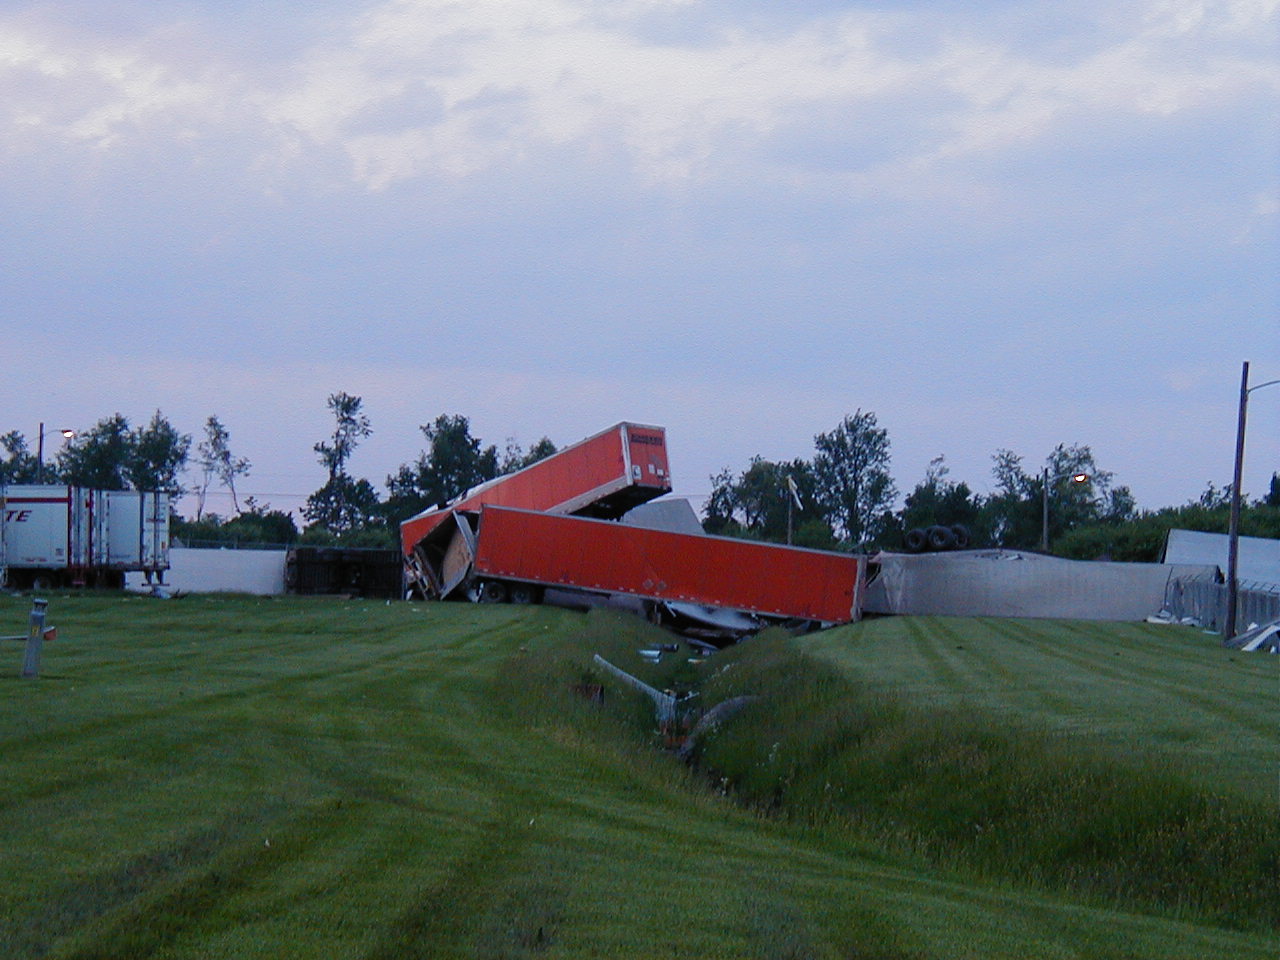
<box><xmin>904</xmin><ymin>528</ymin><xmax>927</xmax><ymax>553</ymax></box>
<box><xmin>950</xmin><ymin>524</ymin><xmax>971</xmax><ymax>549</ymax></box>
<box><xmin>509</xmin><ymin>583</ymin><xmax>538</xmax><ymax>605</ymax></box>
<box><xmin>479</xmin><ymin>580</ymin><xmax>509</xmax><ymax>604</ymax></box>
<box><xmin>926</xmin><ymin>525</ymin><xmax>956</xmax><ymax>550</ymax></box>
<box><xmin>31</xmin><ymin>575</ymin><xmax>52</xmax><ymax>592</ymax></box>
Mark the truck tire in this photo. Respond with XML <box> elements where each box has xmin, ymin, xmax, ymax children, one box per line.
<box><xmin>926</xmin><ymin>525</ymin><xmax>956</xmax><ymax>551</ymax></box>
<box><xmin>950</xmin><ymin>524</ymin><xmax>971</xmax><ymax>549</ymax></box>
<box><xmin>31</xmin><ymin>574</ymin><xmax>52</xmax><ymax>592</ymax></box>
<box><xmin>479</xmin><ymin>580</ymin><xmax>509</xmax><ymax>604</ymax></box>
<box><xmin>904</xmin><ymin>528</ymin><xmax>927</xmax><ymax>553</ymax></box>
<box><xmin>509</xmin><ymin>583</ymin><xmax>538</xmax><ymax>605</ymax></box>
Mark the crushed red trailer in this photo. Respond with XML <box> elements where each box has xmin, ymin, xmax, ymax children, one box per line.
<box><xmin>399</xmin><ymin>421</ymin><xmax>671</xmax><ymax>556</ymax></box>
<box><xmin>461</xmin><ymin>506</ymin><xmax>864</xmax><ymax>626</ymax></box>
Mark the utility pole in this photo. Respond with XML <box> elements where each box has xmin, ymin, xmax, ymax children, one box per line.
<box><xmin>1225</xmin><ymin>361</ymin><xmax>1250</xmax><ymax>642</ymax></box>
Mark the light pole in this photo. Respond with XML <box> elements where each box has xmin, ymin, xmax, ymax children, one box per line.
<box><xmin>1041</xmin><ymin>467</ymin><xmax>1089</xmax><ymax>553</ymax></box>
<box><xmin>1224</xmin><ymin>361</ymin><xmax>1279</xmax><ymax>641</ymax></box>
<box><xmin>35</xmin><ymin>423</ymin><xmax>75</xmax><ymax>484</ymax></box>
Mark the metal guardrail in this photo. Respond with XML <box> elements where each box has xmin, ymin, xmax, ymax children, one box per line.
<box><xmin>1164</xmin><ymin>576</ymin><xmax>1280</xmax><ymax>635</ymax></box>
<box><xmin>592</xmin><ymin>654</ymin><xmax>677</xmax><ymax>727</ymax></box>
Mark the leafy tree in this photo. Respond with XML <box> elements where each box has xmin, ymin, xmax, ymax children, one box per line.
<box><xmin>499</xmin><ymin>436</ymin><xmax>558</xmax><ymax>474</ymax></box>
<box><xmin>304</xmin><ymin>392</ymin><xmax>379</xmax><ymax>532</ymax></box>
<box><xmin>896</xmin><ymin>455</ymin><xmax>986</xmax><ymax>544</ymax></box>
<box><xmin>304</xmin><ymin>476</ymin><xmax>383</xmax><ymax>534</ymax></box>
<box><xmin>982</xmin><ymin>443</ymin><xmax>1118</xmax><ymax>549</ymax></box>
<box><xmin>55</xmin><ymin>414</ymin><xmax>134</xmax><ymax>490</ymax></box>
<box><xmin>1195</xmin><ymin>481</ymin><xmax>1233</xmax><ymax>510</ymax></box>
<box><xmin>313</xmin><ymin>392</ymin><xmax>371</xmax><ymax>483</ymax></box>
<box><xmin>0</xmin><ymin>432</ymin><xmax>39</xmax><ymax>483</ymax></box>
<box><xmin>172</xmin><ymin>497</ymin><xmax>299</xmax><ymax>547</ymax></box>
<box><xmin>126</xmin><ymin>410</ymin><xmax>191</xmax><ymax>496</ymax></box>
<box><xmin>384</xmin><ymin>414</ymin><xmax>500</xmax><ymax>523</ymax></box>
<box><xmin>703</xmin><ymin>457</ymin><xmax>832</xmax><ymax>546</ymax></box>
<box><xmin>1264</xmin><ymin>473</ymin><xmax>1280</xmax><ymax>508</ymax></box>
<box><xmin>811</xmin><ymin>410</ymin><xmax>897</xmax><ymax>547</ymax></box>
<box><xmin>195</xmin><ymin>415</ymin><xmax>251</xmax><ymax>520</ymax></box>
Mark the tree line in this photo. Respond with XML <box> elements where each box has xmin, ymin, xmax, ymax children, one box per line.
<box><xmin>704</xmin><ymin>409</ymin><xmax>1280</xmax><ymax>560</ymax></box>
<box><xmin>0</xmin><ymin>397</ymin><xmax>557</xmax><ymax>549</ymax></box>
<box><xmin>5</xmin><ymin>400</ymin><xmax>1276</xmax><ymax>559</ymax></box>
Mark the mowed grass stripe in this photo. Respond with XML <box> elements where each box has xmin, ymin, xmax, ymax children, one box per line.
<box><xmin>1</xmin><ymin>596</ymin><xmax>1276</xmax><ymax>958</ymax></box>
<box><xmin>806</xmin><ymin>615</ymin><xmax>1278</xmax><ymax>800</ymax></box>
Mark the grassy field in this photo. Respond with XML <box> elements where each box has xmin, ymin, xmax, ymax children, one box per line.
<box><xmin>0</xmin><ymin>594</ymin><xmax>1275</xmax><ymax>959</ymax></box>
<box><xmin>800</xmin><ymin>616</ymin><xmax>1278</xmax><ymax>802</ymax></box>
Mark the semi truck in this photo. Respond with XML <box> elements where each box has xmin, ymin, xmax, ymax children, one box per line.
<box><xmin>0</xmin><ymin>485</ymin><xmax>170</xmax><ymax>589</ymax></box>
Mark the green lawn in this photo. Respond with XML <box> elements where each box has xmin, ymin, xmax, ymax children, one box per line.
<box><xmin>0</xmin><ymin>594</ymin><xmax>1275</xmax><ymax>958</ymax></box>
<box><xmin>800</xmin><ymin>616</ymin><xmax>1279</xmax><ymax>803</ymax></box>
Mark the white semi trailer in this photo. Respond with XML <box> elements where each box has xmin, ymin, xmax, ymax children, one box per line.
<box><xmin>0</xmin><ymin>485</ymin><xmax>169</xmax><ymax>589</ymax></box>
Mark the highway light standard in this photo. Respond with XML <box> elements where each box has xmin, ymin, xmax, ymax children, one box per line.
<box><xmin>1224</xmin><ymin>361</ymin><xmax>1279</xmax><ymax>641</ymax></box>
<box><xmin>35</xmin><ymin>423</ymin><xmax>75</xmax><ymax>484</ymax></box>
<box><xmin>1041</xmin><ymin>467</ymin><xmax>1089</xmax><ymax>553</ymax></box>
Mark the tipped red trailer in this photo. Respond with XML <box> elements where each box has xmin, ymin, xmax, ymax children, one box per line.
<box><xmin>439</xmin><ymin>505</ymin><xmax>865</xmax><ymax>627</ymax></box>
<box><xmin>400</xmin><ymin>422</ymin><xmax>672</xmax><ymax>594</ymax></box>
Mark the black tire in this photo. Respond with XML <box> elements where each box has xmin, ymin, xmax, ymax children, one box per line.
<box><xmin>950</xmin><ymin>524</ymin><xmax>971</xmax><ymax>549</ymax></box>
<box><xmin>904</xmin><ymin>528</ymin><xmax>927</xmax><ymax>553</ymax></box>
<box><xmin>31</xmin><ymin>574</ymin><xmax>53</xmax><ymax>592</ymax></box>
<box><xmin>509</xmin><ymin>583</ymin><xmax>538</xmax><ymax>605</ymax></box>
<box><xmin>479</xmin><ymin>580</ymin><xmax>508</xmax><ymax>604</ymax></box>
<box><xmin>926</xmin><ymin>525</ymin><xmax>956</xmax><ymax>551</ymax></box>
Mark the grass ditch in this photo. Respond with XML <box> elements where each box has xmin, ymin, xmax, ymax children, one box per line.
<box><xmin>681</xmin><ymin>630</ymin><xmax>1280</xmax><ymax>933</ymax></box>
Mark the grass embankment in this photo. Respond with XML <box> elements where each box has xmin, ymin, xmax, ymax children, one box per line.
<box><xmin>0</xmin><ymin>594</ymin><xmax>1275</xmax><ymax>958</ymax></box>
<box><xmin>689</xmin><ymin>619</ymin><xmax>1280</xmax><ymax>931</ymax></box>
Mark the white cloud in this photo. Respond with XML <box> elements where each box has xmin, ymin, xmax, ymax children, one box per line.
<box><xmin>3</xmin><ymin>0</ymin><xmax>1272</xmax><ymax>190</ymax></box>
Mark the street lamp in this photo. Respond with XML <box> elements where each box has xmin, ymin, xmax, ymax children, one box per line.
<box><xmin>1224</xmin><ymin>361</ymin><xmax>1279</xmax><ymax>641</ymax></box>
<box><xmin>35</xmin><ymin>423</ymin><xmax>75</xmax><ymax>483</ymax></box>
<box><xmin>1041</xmin><ymin>467</ymin><xmax>1089</xmax><ymax>552</ymax></box>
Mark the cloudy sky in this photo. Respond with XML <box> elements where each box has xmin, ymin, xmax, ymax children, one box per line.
<box><xmin>4</xmin><ymin>0</ymin><xmax>1277</xmax><ymax>521</ymax></box>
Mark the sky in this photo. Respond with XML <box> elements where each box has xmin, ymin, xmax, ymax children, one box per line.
<box><xmin>3</xmin><ymin>0</ymin><xmax>1278</xmax><ymax>523</ymax></box>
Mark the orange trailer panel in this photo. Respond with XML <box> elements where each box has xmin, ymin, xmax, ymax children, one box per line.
<box><xmin>472</xmin><ymin>506</ymin><xmax>861</xmax><ymax>624</ymax></box>
<box><xmin>400</xmin><ymin>422</ymin><xmax>671</xmax><ymax>555</ymax></box>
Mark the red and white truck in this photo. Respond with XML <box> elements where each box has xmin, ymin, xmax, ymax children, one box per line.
<box><xmin>0</xmin><ymin>485</ymin><xmax>170</xmax><ymax>589</ymax></box>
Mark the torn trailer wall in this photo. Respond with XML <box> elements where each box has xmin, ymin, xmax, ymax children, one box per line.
<box><xmin>865</xmin><ymin>550</ymin><xmax>1217</xmax><ymax>621</ymax></box>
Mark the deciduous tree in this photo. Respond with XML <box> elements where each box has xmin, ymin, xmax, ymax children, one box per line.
<box><xmin>811</xmin><ymin>410</ymin><xmax>897</xmax><ymax>547</ymax></box>
<box><xmin>195</xmin><ymin>415</ymin><xmax>251</xmax><ymax>520</ymax></box>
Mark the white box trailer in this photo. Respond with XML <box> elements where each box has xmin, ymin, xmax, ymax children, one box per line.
<box><xmin>0</xmin><ymin>485</ymin><xmax>170</xmax><ymax>589</ymax></box>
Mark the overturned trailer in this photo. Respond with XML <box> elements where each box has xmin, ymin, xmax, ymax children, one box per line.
<box><xmin>414</xmin><ymin>505</ymin><xmax>865</xmax><ymax>630</ymax></box>
<box><xmin>401</xmin><ymin>422</ymin><xmax>672</xmax><ymax>596</ymax></box>
<box><xmin>400</xmin><ymin>421</ymin><xmax>866</xmax><ymax>632</ymax></box>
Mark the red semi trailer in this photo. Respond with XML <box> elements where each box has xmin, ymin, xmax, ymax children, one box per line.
<box><xmin>400</xmin><ymin>421</ymin><xmax>671</xmax><ymax>553</ymax></box>
<box><xmin>431</xmin><ymin>505</ymin><xmax>865</xmax><ymax>627</ymax></box>
<box><xmin>400</xmin><ymin>422</ymin><xmax>672</xmax><ymax>596</ymax></box>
